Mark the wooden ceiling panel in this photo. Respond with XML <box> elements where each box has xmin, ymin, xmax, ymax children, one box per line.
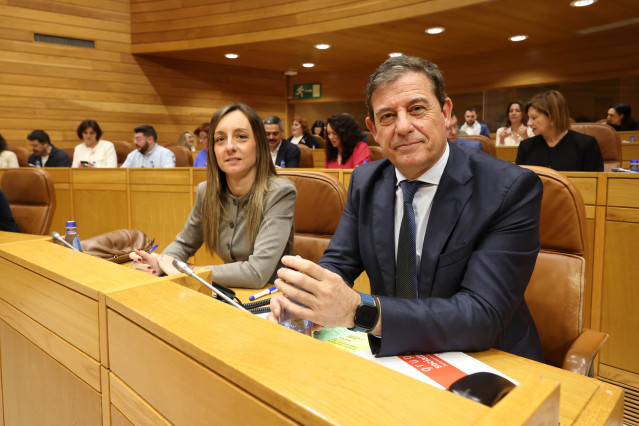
<box><xmin>132</xmin><ymin>0</ymin><xmax>639</xmax><ymax>91</ymax></box>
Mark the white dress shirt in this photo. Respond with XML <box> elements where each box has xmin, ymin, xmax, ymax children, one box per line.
<box><xmin>394</xmin><ymin>143</ymin><xmax>449</xmax><ymax>265</ymax></box>
<box><xmin>460</xmin><ymin>121</ymin><xmax>482</xmax><ymax>135</ymax></box>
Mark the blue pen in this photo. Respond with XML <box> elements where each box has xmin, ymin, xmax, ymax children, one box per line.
<box><xmin>148</xmin><ymin>244</ymin><xmax>159</xmax><ymax>253</ymax></box>
<box><xmin>249</xmin><ymin>285</ymin><xmax>278</xmax><ymax>301</ymax></box>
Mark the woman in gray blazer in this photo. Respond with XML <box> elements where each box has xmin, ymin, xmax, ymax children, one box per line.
<box><xmin>130</xmin><ymin>103</ymin><xmax>297</xmax><ymax>289</ymax></box>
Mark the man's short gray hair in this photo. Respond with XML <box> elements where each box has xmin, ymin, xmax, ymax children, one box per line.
<box><xmin>365</xmin><ymin>56</ymin><xmax>447</xmax><ymax>124</ymax></box>
<box><xmin>263</xmin><ymin>115</ymin><xmax>283</xmax><ymax>131</ymax></box>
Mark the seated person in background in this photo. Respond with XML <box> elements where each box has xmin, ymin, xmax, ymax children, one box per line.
<box><xmin>287</xmin><ymin>117</ymin><xmax>319</xmax><ymax>148</ymax></box>
<box><xmin>193</xmin><ymin>123</ymin><xmax>210</xmax><ymax>167</ymax></box>
<box><xmin>72</xmin><ymin>120</ymin><xmax>117</xmax><ymax>168</ymax></box>
<box><xmin>177</xmin><ymin>130</ymin><xmax>197</xmax><ymax>152</ymax></box>
<box><xmin>495</xmin><ymin>101</ymin><xmax>534</xmax><ymax>146</ymax></box>
<box><xmin>130</xmin><ymin>103</ymin><xmax>297</xmax><ymax>289</ymax></box>
<box><xmin>459</xmin><ymin>107</ymin><xmax>490</xmax><ymax>137</ymax></box>
<box><xmin>517</xmin><ymin>90</ymin><xmax>603</xmax><ymax>172</ymax></box>
<box><xmin>0</xmin><ymin>189</ymin><xmax>19</xmax><ymax>232</ymax></box>
<box><xmin>324</xmin><ymin>113</ymin><xmax>370</xmax><ymax>168</ymax></box>
<box><xmin>269</xmin><ymin>55</ymin><xmax>543</xmax><ymax>361</ymax></box>
<box><xmin>607</xmin><ymin>103</ymin><xmax>639</xmax><ymax>131</ymax></box>
<box><xmin>121</xmin><ymin>125</ymin><xmax>176</xmax><ymax>168</ymax></box>
<box><xmin>447</xmin><ymin>110</ymin><xmax>482</xmax><ymax>151</ymax></box>
<box><xmin>311</xmin><ymin>120</ymin><xmax>327</xmax><ymax>140</ymax></box>
<box><xmin>0</xmin><ymin>134</ymin><xmax>19</xmax><ymax>168</ymax></box>
<box><xmin>27</xmin><ymin>130</ymin><xmax>71</xmax><ymax>167</ymax></box>
<box><xmin>264</xmin><ymin>115</ymin><xmax>300</xmax><ymax>168</ymax></box>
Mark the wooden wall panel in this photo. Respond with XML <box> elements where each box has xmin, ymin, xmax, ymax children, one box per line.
<box><xmin>0</xmin><ymin>1</ymin><xmax>286</xmax><ymax>152</ymax></box>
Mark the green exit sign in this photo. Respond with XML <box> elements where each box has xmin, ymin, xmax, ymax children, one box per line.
<box><xmin>293</xmin><ymin>83</ymin><xmax>321</xmax><ymax>99</ymax></box>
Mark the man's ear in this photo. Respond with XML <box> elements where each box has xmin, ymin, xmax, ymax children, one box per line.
<box><xmin>442</xmin><ymin>98</ymin><xmax>453</xmax><ymax>128</ymax></box>
<box><xmin>365</xmin><ymin>116</ymin><xmax>377</xmax><ymax>142</ymax></box>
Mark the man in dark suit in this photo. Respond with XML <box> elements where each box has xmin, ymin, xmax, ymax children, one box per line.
<box><xmin>447</xmin><ymin>110</ymin><xmax>483</xmax><ymax>151</ymax></box>
<box><xmin>263</xmin><ymin>116</ymin><xmax>300</xmax><ymax>168</ymax></box>
<box><xmin>269</xmin><ymin>56</ymin><xmax>544</xmax><ymax>362</ymax></box>
<box><xmin>27</xmin><ymin>129</ymin><xmax>71</xmax><ymax>167</ymax></box>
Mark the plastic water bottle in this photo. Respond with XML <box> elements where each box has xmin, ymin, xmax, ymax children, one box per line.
<box><xmin>279</xmin><ymin>305</ymin><xmax>312</xmax><ymax>336</ymax></box>
<box><xmin>280</xmin><ymin>159</ymin><xmax>286</xmax><ymax>168</ymax></box>
<box><xmin>630</xmin><ymin>135</ymin><xmax>636</xmax><ymax>143</ymax></box>
<box><xmin>64</xmin><ymin>220</ymin><xmax>83</xmax><ymax>251</ymax></box>
<box><xmin>630</xmin><ymin>159</ymin><xmax>639</xmax><ymax>172</ymax></box>
<box><xmin>35</xmin><ymin>159</ymin><xmax>41</xmax><ymax>168</ymax></box>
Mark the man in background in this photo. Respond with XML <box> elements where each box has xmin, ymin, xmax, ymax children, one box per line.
<box><xmin>447</xmin><ymin>110</ymin><xmax>482</xmax><ymax>151</ymax></box>
<box><xmin>263</xmin><ymin>116</ymin><xmax>300</xmax><ymax>168</ymax></box>
<box><xmin>460</xmin><ymin>107</ymin><xmax>490</xmax><ymax>137</ymax></box>
<box><xmin>27</xmin><ymin>130</ymin><xmax>71</xmax><ymax>167</ymax></box>
<box><xmin>121</xmin><ymin>125</ymin><xmax>175</xmax><ymax>168</ymax></box>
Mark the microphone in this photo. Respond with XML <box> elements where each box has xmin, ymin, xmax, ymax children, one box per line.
<box><xmin>51</xmin><ymin>231</ymin><xmax>79</xmax><ymax>251</ymax></box>
<box><xmin>172</xmin><ymin>259</ymin><xmax>248</xmax><ymax>312</ymax></box>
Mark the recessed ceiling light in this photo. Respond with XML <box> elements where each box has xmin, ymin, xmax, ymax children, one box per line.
<box><xmin>570</xmin><ymin>0</ymin><xmax>597</xmax><ymax>6</ymax></box>
<box><xmin>425</xmin><ymin>27</ymin><xmax>445</xmax><ymax>35</ymax></box>
<box><xmin>283</xmin><ymin>69</ymin><xmax>298</xmax><ymax>76</ymax></box>
<box><xmin>302</xmin><ymin>63</ymin><xmax>315</xmax><ymax>68</ymax></box>
<box><xmin>389</xmin><ymin>52</ymin><xmax>403</xmax><ymax>57</ymax></box>
<box><xmin>509</xmin><ymin>35</ymin><xmax>528</xmax><ymax>42</ymax></box>
<box><xmin>315</xmin><ymin>44</ymin><xmax>330</xmax><ymax>50</ymax></box>
<box><xmin>225</xmin><ymin>53</ymin><xmax>239</xmax><ymax>59</ymax></box>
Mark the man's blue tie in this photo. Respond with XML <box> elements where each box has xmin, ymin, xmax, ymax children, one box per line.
<box><xmin>395</xmin><ymin>180</ymin><xmax>423</xmax><ymax>298</ymax></box>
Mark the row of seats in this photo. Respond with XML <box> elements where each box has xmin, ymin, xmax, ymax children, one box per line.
<box><xmin>7</xmin><ymin>122</ymin><xmax>621</xmax><ymax>170</ymax></box>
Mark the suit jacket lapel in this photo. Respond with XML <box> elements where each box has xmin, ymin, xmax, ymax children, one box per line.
<box><xmin>372</xmin><ymin>163</ymin><xmax>397</xmax><ymax>296</ymax></box>
<box><xmin>419</xmin><ymin>143</ymin><xmax>473</xmax><ymax>296</ymax></box>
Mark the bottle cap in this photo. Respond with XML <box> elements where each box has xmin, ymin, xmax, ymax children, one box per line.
<box><xmin>65</xmin><ymin>220</ymin><xmax>77</xmax><ymax>227</ymax></box>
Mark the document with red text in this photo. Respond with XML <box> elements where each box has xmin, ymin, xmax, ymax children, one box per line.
<box><xmin>314</xmin><ymin>327</ymin><xmax>517</xmax><ymax>390</ymax></box>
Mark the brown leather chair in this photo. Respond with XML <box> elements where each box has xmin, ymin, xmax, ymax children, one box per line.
<box><xmin>311</xmin><ymin>134</ymin><xmax>326</xmax><ymax>149</ymax></box>
<box><xmin>167</xmin><ymin>145</ymin><xmax>194</xmax><ymax>167</ymax></box>
<box><xmin>62</xmin><ymin>147</ymin><xmax>74</xmax><ymax>164</ymax></box>
<box><xmin>113</xmin><ymin>141</ymin><xmax>135</xmax><ymax>166</ymax></box>
<box><xmin>9</xmin><ymin>146</ymin><xmax>29</xmax><ymax>167</ymax></box>
<box><xmin>368</xmin><ymin>146</ymin><xmax>385</xmax><ymax>162</ymax></box>
<box><xmin>522</xmin><ymin>165</ymin><xmax>607</xmax><ymax>376</ymax></box>
<box><xmin>1</xmin><ymin>168</ymin><xmax>56</xmax><ymax>235</ymax></box>
<box><xmin>277</xmin><ymin>170</ymin><xmax>347</xmax><ymax>263</ymax></box>
<box><xmin>571</xmin><ymin>122</ymin><xmax>621</xmax><ymax>171</ymax></box>
<box><xmin>297</xmin><ymin>144</ymin><xmax>314</xmax><ymax>168</ymax></box>
<box><xmin>460</xmin><ymin>135</ymin><xmax>497</xmax><ymax>157</ymax></box>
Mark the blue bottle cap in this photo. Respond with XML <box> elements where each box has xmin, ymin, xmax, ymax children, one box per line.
<box><xmin>65</xmin><ymin>220</ymin><xmax>77</xmax><ymax>227</ymax></box>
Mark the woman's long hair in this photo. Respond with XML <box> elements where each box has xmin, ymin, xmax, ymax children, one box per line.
<box><xmin>201</xmin><ymin>103</ymin><xmax>276</xmax><ymax>253</ymax></box>
<box><xmin>326</xmin><ymin>113</ymin><xmax>363</xmax><ymax>163</ymax></box>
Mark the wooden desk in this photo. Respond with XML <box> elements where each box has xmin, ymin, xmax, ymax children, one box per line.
<box><xmin>106</xmin><ymin>280</ymin><xmax>623</xmax><ymax>425</ymax></box>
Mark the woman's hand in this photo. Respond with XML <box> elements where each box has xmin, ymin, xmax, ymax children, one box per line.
<box><xmin>497</xmin><ymin>128</ymin><xmax>510</xmax><ymax>145</ymax></box>
<box><xmin>516</xmin><ymin>125</ymin><xmax>528</xmax><ymax>139</ymax></box>
<box><xmin>129</xmin><ymin>249</ymin><xmax>162</xmax><ymax>275</ymax></box>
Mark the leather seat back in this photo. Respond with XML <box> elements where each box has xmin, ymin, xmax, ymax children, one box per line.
<box><xmin>521</xmin><ymin>166</ymin><xmax>587</xmax><ymax>367</ymax></box>
<box><xmin>277</xmin><ymin>170</ymin><xmax>347</xmax><ymax>263</ymax></box>
<box><xmin>571</xmin><ymin>122</ymin><xmax>621</xmax><ymax>171</ymax></box>
<box><xmin>1</xmin><ymin>168</ymin><xmax>56</xmax><ymax>235</ymax></box>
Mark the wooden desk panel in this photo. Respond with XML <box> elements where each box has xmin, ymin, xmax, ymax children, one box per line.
<box><xmin>496</xmin><ymin>146</ymin><xmax>518</xmax><ymax>163</ymax></box>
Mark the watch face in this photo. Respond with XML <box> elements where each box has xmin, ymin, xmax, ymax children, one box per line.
<box><xmin>356</xmin><ymin>303</ymin><xmax>378</xmax><ymax>330</ymax></box>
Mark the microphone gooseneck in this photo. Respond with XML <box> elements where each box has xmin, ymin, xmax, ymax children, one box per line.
<box><xmin>172</xmin><ymin>259</ymin><xmax>248</xmax><ymax>312</ymax></box>
<box><xmin>51</xmin><ymin>231</ymin><xmax>79</xmax><ymax>251</ymax></box>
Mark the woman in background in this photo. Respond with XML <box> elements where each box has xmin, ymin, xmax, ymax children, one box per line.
<box><xmin>495</xmin><ymin>101</ymin><xmax>534</xmax><ymax>146</ymax></box>
<box><xmin>287</xmin><ymin>117</ymin><xmax>319</xmax><ymax>148</ymax></box>
<box><xmin>193</xmin><ymin>122</ymin><xmax>210</xmax><ymax>167</ymax></box>
<box><xmin>130</xmin><ymin>103</ymin><xmax>297</xmax><ymax>289</ymax></box>
<box><xmin>311</xmin><ymin>120</ymin><xmax>327</xmax><ymax>140</ymax></box>
<box><xmin>516</xmin><ymin>90</ymin><xmax>603</xmax><ymax>172</ymax></box>
<box><xmin>324</xmin><ymin>113</ymin><xmax>370</xmax><ymax>169</ymax></box>
<box><xmin>72</xmin><ymin>120</ymin><xmax>117</xmax><ymax>168</ymax></box>
<box><xmin>607</xmin><ymin>103</ymin><xmax>639</xmax><ymax>131</ymax></box>
<box><xmin>0</xmin><ymin>134</ymin><xmax>19</xmax><ymax>168</ymax></box>
<box><xmin>177</xmin><ymin>130</ymin><xmax>196</xmax><ymax>152</ymax></box>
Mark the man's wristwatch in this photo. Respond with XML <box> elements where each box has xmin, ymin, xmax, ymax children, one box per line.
<box><xmin>348</xmin><ymin>292</ymin><xmax>380</xmax><ymax>333</ymax></box>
